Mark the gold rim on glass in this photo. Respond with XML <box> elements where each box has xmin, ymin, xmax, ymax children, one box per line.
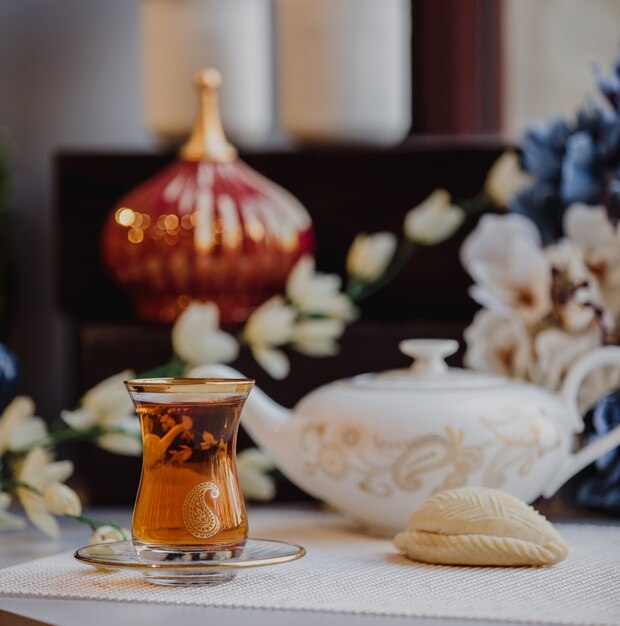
<box><xmin>124</xmin><ymin>377</ymin><xmax>255</xmax><ymax>395</ymax></box>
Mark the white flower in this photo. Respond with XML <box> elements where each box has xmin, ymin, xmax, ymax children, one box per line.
<box><xmin>461</xmin><ymin>212</ymin><xmax>541</xmax><ymax>267</ymax></box>
<box><xmin>88</xmin><ymin>524</ymin><xmax>131</xmax><ymax>566</ymax></box>
<box><xmin>42</xmin><ymin>483</ymin><xmax>81</xmax><ymax>516</ymax></box>
<box><xmin>564</xmin><ymin>204</ymin><xmax>620</xmax><ymax>316</ymax></box>
<box><xmin>244</xmin><ymin>296</ymin><xmax>296</xmax><ymax>347</ymax></box>
<box><xmin>0</xmin><ymin>396</ymin><xmax>48</xmax><ymax>455</ymax></box>
<box><xmin>564</xmin><ymin>203</ymin><xmax>617</xmax><ymax>248</ymax></box>
<box><xmin>243</xmin><ymin>296</ymin><xmax>296</xmax><ymax>379</ymax></box>
<box><xmin>95</xmin><ymin>431</ymin><xmax>142</xmax><ymax>456</ymax></box>
<box><xmin>346</xmin><ymin>232</ymin><xmax>397</xmax><ymax>282</ymax></box>
<box><xmin>61</xmin><ymin>371</ymin><xmax>141</xmax><ymax>456</ymax></box>
<box><xmin>253</xmin><ymin>348</ymin><xmax>290</xmax><ymax>380</ymax></box>
<box><xmin>484</xmin><ymin>151</ymin><xmax>532</xmax><ymax>206</ymax></box>
<box><xmin>62</xmin><ymin>371</ymin><xmax>132</xmax><ymax>430</ymax></box>
<box><xmin>236</xmin><ymin>448</ymin><xmax>276</xmax><ymax>502</ymax></box>
<box><xmin>546</xmin><ymin>240</ymin><xmax>604</xmax><ymax>333</ymax></box>
<box><xmin>292</xmin><ymin>318</ymin><xmax>345</xmax><ymax>357</ymax></box>
<box><xmin>461</xmin><ymin>214</ymin><xmax>552</xmax><ymax>326</ymax></box>
<box><xmin>286</xmin><ymin>256</ymin><xmax>357</xmax><ymax>321</ymax></box>
<box><xmin>89</xmin><ymin>524</ymin><xmax>130</xmax><ymax>545</ymax></box>
<box><xmin>403</xmin><ymin>190</ymin><xmax>465</xmax><ymax>245</ymax></box>
<box><xmin>0</xmin><ymin>491</ymin><xmax>26</xmax><ymax>530</ymax></box>
<box><xmin>464</xmin><ymin>310</ymin><xmax>532</xmax><ymax>379</ymax></box>
<box><xmin>172</xmin><ymin>302</ymin><xmax>239</xmax><ymax>366</ymax></box>
<box><xmin>16</xmin><ymin>447</ymin><xmax>80</xmax><ymax>538</ymax></box>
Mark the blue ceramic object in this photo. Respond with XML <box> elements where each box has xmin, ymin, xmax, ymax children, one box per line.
<box><xmin>577</xmin><ymin>388</ymin><xmax>620</xmax><ymax>515</ymax></box>
<box><xmin>0</xmin><ymin>343</ymin><xmax>19</xmax><ymax>412</ymax></box>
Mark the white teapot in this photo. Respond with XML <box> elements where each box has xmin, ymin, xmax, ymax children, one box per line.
<box><xmin>195</xmin><ymin>340</ymin><xmax>620</xmax><ymax>535</ymax></box>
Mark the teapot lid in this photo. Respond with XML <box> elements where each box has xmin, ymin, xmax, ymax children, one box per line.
<box><xmin>348</xmin><ymin>339</ymin><xmax>510</xmax><ymax>392</ymax></box>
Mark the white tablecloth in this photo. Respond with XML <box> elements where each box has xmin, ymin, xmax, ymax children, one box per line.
<box><xmin>0</xmin><ymin>508</ymin><xmax>619</xmax><ymax>625</ymax></box>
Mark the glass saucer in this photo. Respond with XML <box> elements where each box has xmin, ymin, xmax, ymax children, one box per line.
<box><xmin>74</xmin><ymin>538</ymin><xmax>306</xmax><ymax>586</ymax></box>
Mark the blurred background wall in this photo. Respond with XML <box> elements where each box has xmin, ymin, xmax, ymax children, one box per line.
<box><xmin>504</xmin><ymin>0</ymin><xmax>620</xmax><ymax>136</ymax></box>
<box><xmin>0</xmin><ymin>1</ymin><xmax>153</xmax><ymax>415</ymax></box>
<box><xmin>0</xmin><ymin>0</ymin><xmax>619</xmax><ymax>415</ymax></box>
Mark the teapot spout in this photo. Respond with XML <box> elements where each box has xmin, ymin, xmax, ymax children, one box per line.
<box><xmin>187</xmin><ymin>364</ymin><xmax>293</xmax><ymax>448</ymax></box>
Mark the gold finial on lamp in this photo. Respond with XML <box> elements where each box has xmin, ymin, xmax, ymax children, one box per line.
<box><xmin>180</xmin><ymin>69</ymin><xmax>238</xmax><ymax>163</ymax></box>
<box><xmin>102</xmin><ymin>68</ymin><xmax>313</xmax><ymax>324</ymax></box>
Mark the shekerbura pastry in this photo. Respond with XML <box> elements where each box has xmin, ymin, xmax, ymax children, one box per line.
<box><xmin>394</xmin><ymin>487</ymin><xmax>568</xmax><ymax>566</ymax></box>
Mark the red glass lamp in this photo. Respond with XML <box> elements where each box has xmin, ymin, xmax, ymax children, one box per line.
<box><xmin>101</xmin><ymin>69</ymin><xmax>314</xmax><ymax>324</ymax></box>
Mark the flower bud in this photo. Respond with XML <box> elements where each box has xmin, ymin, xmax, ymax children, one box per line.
<box><xmin>346</xmin><ymin>232</ymin><xmax>397</xmax><ymax>282</ymax></box>
<box><xmin>89</xmin><ymin>524</ymin><xmax>130</xmax><ymax>545</ymax></box>
<box><xmin>43</xmin><ymin>483</ymin><xmax>82</xmax><ymax>517</ymax></box>
<box><xmin>172</xmin><ymin>302</ymin><xmax>239</xmax><ymax>366</ymax></box>
<box><xmin>484</xmin><ymin>151</ymin><xmax>532</xmax><ymax>206</ymax></box>
<box><xmin>404</xmin><ymin>190</ymin><xmax>465</xmax><ymax>245</ymax></box>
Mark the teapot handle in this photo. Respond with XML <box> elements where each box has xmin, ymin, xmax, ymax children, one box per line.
<box><xmin>559</xmin><ymin>346</ymin><xmax>620</xmax><ymax>432</ymax></box>
<box><xmin>543</xmin><ymin>346</ymin><xmax>620</xmax><ymax>498</ymax></box>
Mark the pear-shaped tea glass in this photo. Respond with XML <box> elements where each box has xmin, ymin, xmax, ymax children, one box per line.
<box><xmin>125</xmin><ymin>377</ymin><xmax>254</xmax><ymax>562</ymax></box>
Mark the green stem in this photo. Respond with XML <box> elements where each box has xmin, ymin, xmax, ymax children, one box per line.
<box><xmin>7</xmin><ymin>424</ymin><xmax>140</xmax><ymax>460</ymax></box>
<box><xmin>2</xmin><ymin>479</ymin><xmax>43</xmax><ymax>496</ymax></box>
<box><xmin>138</xmin><ymin>359</ymin><xmax>187</xmax><ymax>379</ymax></box>
<box><xmin>3</xmin><ymin>480</ymin><xmax>126</xmax><ymax>536</ymax></box>
<box><xmin>48</xmin><ymin>417</ymin><xmax>69</xmax><ymax>433</ymax></box>
<box><xmin>459</xmin><ymin>190</ymin><xmax>496</xmax><ymax>217</ymax></box>
<box><xmin>6</xmin><ymin>426</ymin><xmax>107</xmax><ymax>459</ymax></box>
<box><xmin>346</xmin><ymin>239</ymin><xmax>419</xmax><ymax>302</ymax></box>
<box><xmin>345</xmin><ymin>191</ymin><xmax>495</xmax><ymax>304</ymax></box>
<box><xmin>67</xmin><ymin>514</ymin><xmax>128</xmax><ymax>536</ymax></box>
<box><xmin>41</xmin><ymin>425</ymin><xmax>106</xmax><ymax>447</ymax></box>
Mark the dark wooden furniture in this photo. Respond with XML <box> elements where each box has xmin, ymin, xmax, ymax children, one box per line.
<box><xmin>411</xmin><ymin>0</ymin><xmax>503</xmax><ymax>134</ymax></box>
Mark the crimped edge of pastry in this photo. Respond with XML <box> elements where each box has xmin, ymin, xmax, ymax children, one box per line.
<box><xmin>394</xmin><ymin>529</ymin><xmax>568</xmax><ymax>567</ymax></box>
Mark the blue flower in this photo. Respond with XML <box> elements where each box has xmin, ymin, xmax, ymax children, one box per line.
<box><xmin>597</xmin><ymin>118</ymin><xmax>620</xmax><ymax>164</ymax></box>
<box><xmin>560</xmin><ymin>131</ymin><xmax>603</xmax><ymax>205</ymax></box>
<box><xmin>510</xmin><ymin>51</ymin><xmax>620</xmax><ymax>242</ymax></box>
<box><xmin>509</xmin><ymin>182</ymin><xmax>565</xmax><ymax>244</ymax></box>
<box><xmin>576</xmin><ymin>388</ymin><xmax>620</xmax><ymax>515</ymax></box>
<box><xmin>595</xmin><ymin>51</ymin><xmax>620</xmax><ymax>112</ymax></box>
<box><xmin>576</xmin><ymin>103</ymin><xmax>620</xmax><ymax>165</ymax></box>
<box><xmin>607</xmin><ymin>170</ymin><xmax>620</xmax><ymax>222</ymax></box>
<box><xmin>521</xmin><ymin>118</ymin><xmax>571</xmax><ymax>183</ymax></box>
<box><xmin>593</xmin><ymin>389</ymin><xmax>620</xmax><ymax>471</ymax></box>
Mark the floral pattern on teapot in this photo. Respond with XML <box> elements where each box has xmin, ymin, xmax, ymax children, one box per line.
<box><xmin>300</xmin><ymin>410</ymin><xmax>561</xmax><ymax>498</ymax></box>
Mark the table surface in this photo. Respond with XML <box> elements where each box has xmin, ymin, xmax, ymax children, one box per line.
<box><xmin>0</xmin><ymin>505</ymin><xmax>613</xmax><ymax>626</ymax></box>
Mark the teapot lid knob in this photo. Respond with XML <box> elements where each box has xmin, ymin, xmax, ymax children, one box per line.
<box><xmin>399</xmin><ymin>339</ymin><xmax>459</xmax><ymax>374</ymax></box>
